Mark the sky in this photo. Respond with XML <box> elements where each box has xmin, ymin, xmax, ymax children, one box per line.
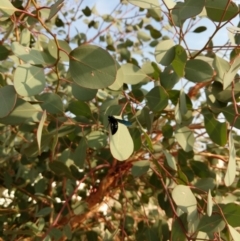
<box><xmin>65</xmin><ymin>0</ymin><xmax>240</xmax><ymax>58</ymax></box>
<box><xmin>62</xmin><ymin>0</ymin><xmax>240</xmax><ymax>96</ymax></box>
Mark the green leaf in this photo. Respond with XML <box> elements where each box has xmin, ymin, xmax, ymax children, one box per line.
<box><xmin>127</xmin><ymin>0</ymin><xmax>160</xmax><ymax>9</ymax></box>
<box><xmin>224</xmin><ymin>131</ymin><xmax>236</xmax><ymax>186</ymax></box>
<box><xmin>228</xmin><ymin>225</ymin><xmax>240</xmax><ymax>241</ymax></box>
<box><xmin>23</xmin><ymin>133</ymin><xmax>54</xmax><ymax>157</ymax></box>
<box><xmin>194</xmin><ymin>178</ymin><xmax>215</xmax><ymax>192</ymax></box>
<box><xmin>142</xmin><ymin>61</ymin><xmax>160</xmax><ymax>81</ymax></box>
<box><xmin>217</xmin><ymin>82</ymin><xmax>240</xmax><ymax>103</ymax></box>
<box><xmin>172</xmin><ymin>0</ymin><xmax>205</xmax><ymax>27</ymax></box>
<box><xmin>160</xmin><ymin>66</ymin><xmax>179</xmax><ymax>90</ymax></box>
<box><xmin>176</xmin><ymin>169</ymin><xmax>188</xmax><ymax>185</ymax></box>
<box><xmin>145</xmin><ymin>226</ymin><xmax>161</xmax><ymax>241</ymax></box>
<box><xmin>155</xmin><ymin>39</ymin><xmax>175</xmax><ymax>66</ymax></box>
<box><xmin>11</xmin><ymin>42</ymin><xmax>47</xmax><ymax>65</ymax></box>
<box><xmin>48</xmin><ymin>39</ymin><xmax>71</xmax><ymax>61</ymax></box>
<box><xmin>147</xmin><ymin>8</ymin><xmax>162</xmax><ymax>21</ymax></box>
<box><xmin>49</xmin><ymin>228</ymin><xmax>62</xmax><ymax>240</ymax></box>
<box><xmin>87</xmin><ymin>131</ymin><xmax>108</xmax><ymax>150</ymax></box>
<box><xmin>175</xmin><ymin>89</ymin><xmax>192</xmax><ymax>125</ymax></box>
<box><xmin>131</xmin><ymin>160</ymin><xmax>150</xmax><ymax>177</ymax></box>
<box><xmin>223</xmin><ymin>56</ymin><xmax>240</xmax><ymax>89</ymax></box>
<box><xmin>129</xmin><ymin>89</ymin><xmax>144</xmax><ymax>103</ymax></box>
<box><xmin>163</xmin><ymin>150</ymin><xmax>177</xmax><ymax>171</ymax></box>
<box><xmin>35</xmin><ymin>207</ymin><xmax>52</xmax><ymax>217</ymax></box>
<box><xmin>48</xmin><ymin>0</ymin><xmax>64</xmax><ymax>20</ymax></box>
<box><xmin>14</xmin><ymin>64</ymin><xmax>45</xmax><ymax>96</ymax></box>
<box><xmin>86</xmin><ymin>231</ymin><xmax>98</xmax><ymax>241</ymax></box>
<box><xmin>37</xmin><ymin>110</ymin><xmax>47</xmax><ymax>155</ymax></box>
<box><xmin>175</xmin><ymin>126</ymin><xmax>195</xmax><ymax>152</ymax></box>
<box><xmin>63</xmin><ymin>224</ymin><xmax>72</xmax><ymax>240</ymax></box>
<box><xmin>213</xmin><ymin>55</ymin><xmax>230</xmax><ymax>83</ymax></box>
<box><xmin>149</xmin><ymin>27</ymin><xmax>162</xmax><ymax>39</ymax></box>
<box><xmin>178</xmin><ymin>149</ymin><xmax>194</xmax><ymax>165</ymax></box>
<box><xmin>190</xmin><ymin>161</ymin><xmax>215</xmax><ymax>179</ymax></box>
<box><xmin>73</xmin><ymin>138</ymin><xmax>87</xmax><ymax>168</ymax></box>
<box><xmin>175</xmin><ymin>101</ymin><xmax>181</xmax><ymax>124</ymax></box>
<box><xmin>171</xmin><ymin>45</ymin><xmax>187</xmax><ymax>77</ymax></box>
<box><xmin>20</xmin><ymin>28</ymin><xmax>31</xmax><ymax>46</ymax></box>
<box><xmin>121</xmin><ymin>63</ymin><xmax>150</xmax><ymax>85</ymax></box>
<box><xmin>146</xmin><ymin>86</ymin><xmax>168</xmax><ymax>112</ymax></box>
<box><xmin>3</xmin><ymin>172</ymin><xmax>12</xmax><ymax>189</ymax></box>
<box><xmin>206</xmin><ymin>0</ymin><xmax>239</xmax><ymax>22</ymax></box>
<box><xmin>222</xmin><ymin>104</ymin><xmax>240</xmax><ymax>129</ymax></box>
<box><xmin>222</xmin><ymin>203</ymin><xmax>240</xmax><ymax>227</ymax></box>
<box><xmin>172</xmin><ymin>185</ymin><xmax>197</xmax><ymax>214</ymax></box>
<box><xmin>0</xmin><ymin>98</ymin><xmax>40</xmax><ymax>125</ymax></box>
<box><xmin>204</xmin><ymin>112</ymin><xmax>227</xmax><ymax>146</ymax></box>
<box><xmin>185</xmin><ymin>59</ymin><xmax>213</xmax><ymax>83</ymax></box>
<box><xmin>137</xmin><ymin>30</ymin><xmax>151</xmax><ymax>42</ymax></box>
<box><xmin>49</xmin><ymin>161</ymin><xmax>74</xmax><ymax>179</ymax></box>
<box><xmin>162</xmin><ymin>124</ymin><xmax>173</xmax><ymax>139</ymax></box>
<box><xmin>134</xmin><ymin>106</ymin><xmax>154</xmax><ymax>133</ymax></box>
<box><xmin>197</xmin><ymin>214</ymin><xmax>225</xmax><ymax>234</ymax></box>
<box><xmin>36</xmin><ymin>93</ymin><xmax>63</xmax><ymax>114</ymax></box>
<box><xmin>82</xmin><ymin>6</ymin><xmax>91</xmax><ymax>16</ymax></box>
<box><xmin>0</xmin><ymin>85</ymin><xmax>17</xmax><ymax>118</ymax></box>
<box><xmin>72</xmin><ymin>83</ymin><xmax>97</xmax><ymax>101</ymax></box>
<box><xmin>171</xmin><ymin>214</ymin><xmax>187</xmax><ymax>241</ymax></box>
<box><xmin>68</xmin><ymin>100</ymin><xmax>92</xmax><ymax>117</ymax></box>
<box><xmin>0</xmin><ymin>0</ymin><xmax>17</xmax><ymax>19</ymax></box>
<box><xmin>207</xmin><ymin>190</ymin><xmax>213</xmax><ymax>216</ymax></box>
<box><xmin>69</xmin><ymin>45</ymin><xmax>117</xmax><ymax>89</ymax></box>
<box><xmin>193</xmin><ymin>26</ymin><xmax>207</xmax><ymax>33</ymax></box>
<box><xmin>129</xmin><ymin>128</ymin><xmax>142</xmax><ymax>151</ymax></box>
<box><xmin>108</xmin><ymin>66</ymin><xmax>124</xmax><ymax>90</ymax></box>
<box><xmin>0</xmin><ymin>45</ymin><xmax>10</xmax><ymax>60</ymax></box>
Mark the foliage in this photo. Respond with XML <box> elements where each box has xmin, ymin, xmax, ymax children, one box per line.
<box><xmin>0</xmin><ymin>0</ymin><xmax>240</xmax><ymax>240</ymax></box>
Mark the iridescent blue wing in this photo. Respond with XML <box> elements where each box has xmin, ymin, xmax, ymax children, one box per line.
<box><xmin>114</xmin><ymin>118</ymin><xmax>132</xmax><ymax>126</ymax></box>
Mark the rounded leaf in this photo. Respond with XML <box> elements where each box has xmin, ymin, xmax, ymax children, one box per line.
<box><xmin>14</xmin><ymin>64</ymin><xmax>45</xmax><ymax>96</ymax></box>
<box><xmin>69</xmin><ymin>45</ymin><xmax>117</xmax><ymax>89</ymax></box>
<box><xmin>172</xmin><ymin>185</ymin><xmax>197</xmax><ymax>214</ymax></box>
<box><xmin>121</xmin><ymin>63</ymin><xmax>150</xmax><ymax>85</ymax></box>
<box><xmin>146</xmin><ymin>86</ymin><xmax>168</xmax><ymax>112</ymax></box>
<box><xmin>87</xmin><ymin>131</ymin><xmax>108</xmax><ymax>150</ymax></box>
<box><xmin>185</xmin><ymin>59</ymin><xmax>213</xmax><ymax>83</ymax></box>
<box><xmin>204</xmin><ymin>112</ymin><xmax>227</xmax><ymax>146</ymax></box>
<box><xmin>0</xmin><ymin>85</ymin><xmax>17</xmax><ymax>118</ymax></box>
<box><xmin>108</xmin><ymin>67</ymin><xmax>124</xmax><ymax>90</ymax></box>
<box><xmin>49</xmin><ymin>161</ymin><xmax>74</xmax><ymax>179</ymax></box>
<box><xmin>131</xmin><ymin>160</ymin><xmax>150</xmax><ymax>177</ymax></box>
<box><xmin>36</xmin><ymin>93</ymin><xmax>63</xmax><ymax>114</ymax></box>
<box><xmin>155</xmin><ymin>39</ymin><xmax>174</xmax><ymax>65</ymax></box>
<box><xmin>0</xmin><ymin>45</ymin><xmax>10</xmax><ymax>60</ymax></box>
<box><xmin>48</xmin><ymin>39</ymin><xmax>71</xmax><ymax>61</ymax></box>
<box><xmin>11</xmin><ymin>42</ymin><xmax>46</xmax><ymax>65</ymax></box>
<box><xmin>72</xmin><ymin>83</ymin><xmax>97</xmax><ymax>101</ymax></box>
<box><xmin>0</xmin><ymin>98</ymin><xmax>40</xmax><ymax>125</ymax></box>
<box><xmin>206</xmin><ymin>0</ymin><xmax>239</xmax><ymax>22</ymax></box>
<box><xmin>68</xmin><ymin>100</ymin><xmax>91</xmax><ymax>117</ymax></box>
<box><xmin>175</xmin><ymin>126</ymin><xmax>195</xmax><ymax>152</ymax></box>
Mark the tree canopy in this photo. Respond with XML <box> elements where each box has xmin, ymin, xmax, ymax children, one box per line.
<box><xmin>1</xmin><ymin>0</ymin><xmax>240</xmax><ymax>240</ymax></box>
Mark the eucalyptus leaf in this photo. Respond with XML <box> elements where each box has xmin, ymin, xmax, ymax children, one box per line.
<box><xmin>69</xmin><ymin>45</ymin><xmax>117</xmax><ymax>89</ymax></box>
<box><xmin>0</xmin><ymin>85</ymin><xmax>17</xmax><ymax>118</ymax></box>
